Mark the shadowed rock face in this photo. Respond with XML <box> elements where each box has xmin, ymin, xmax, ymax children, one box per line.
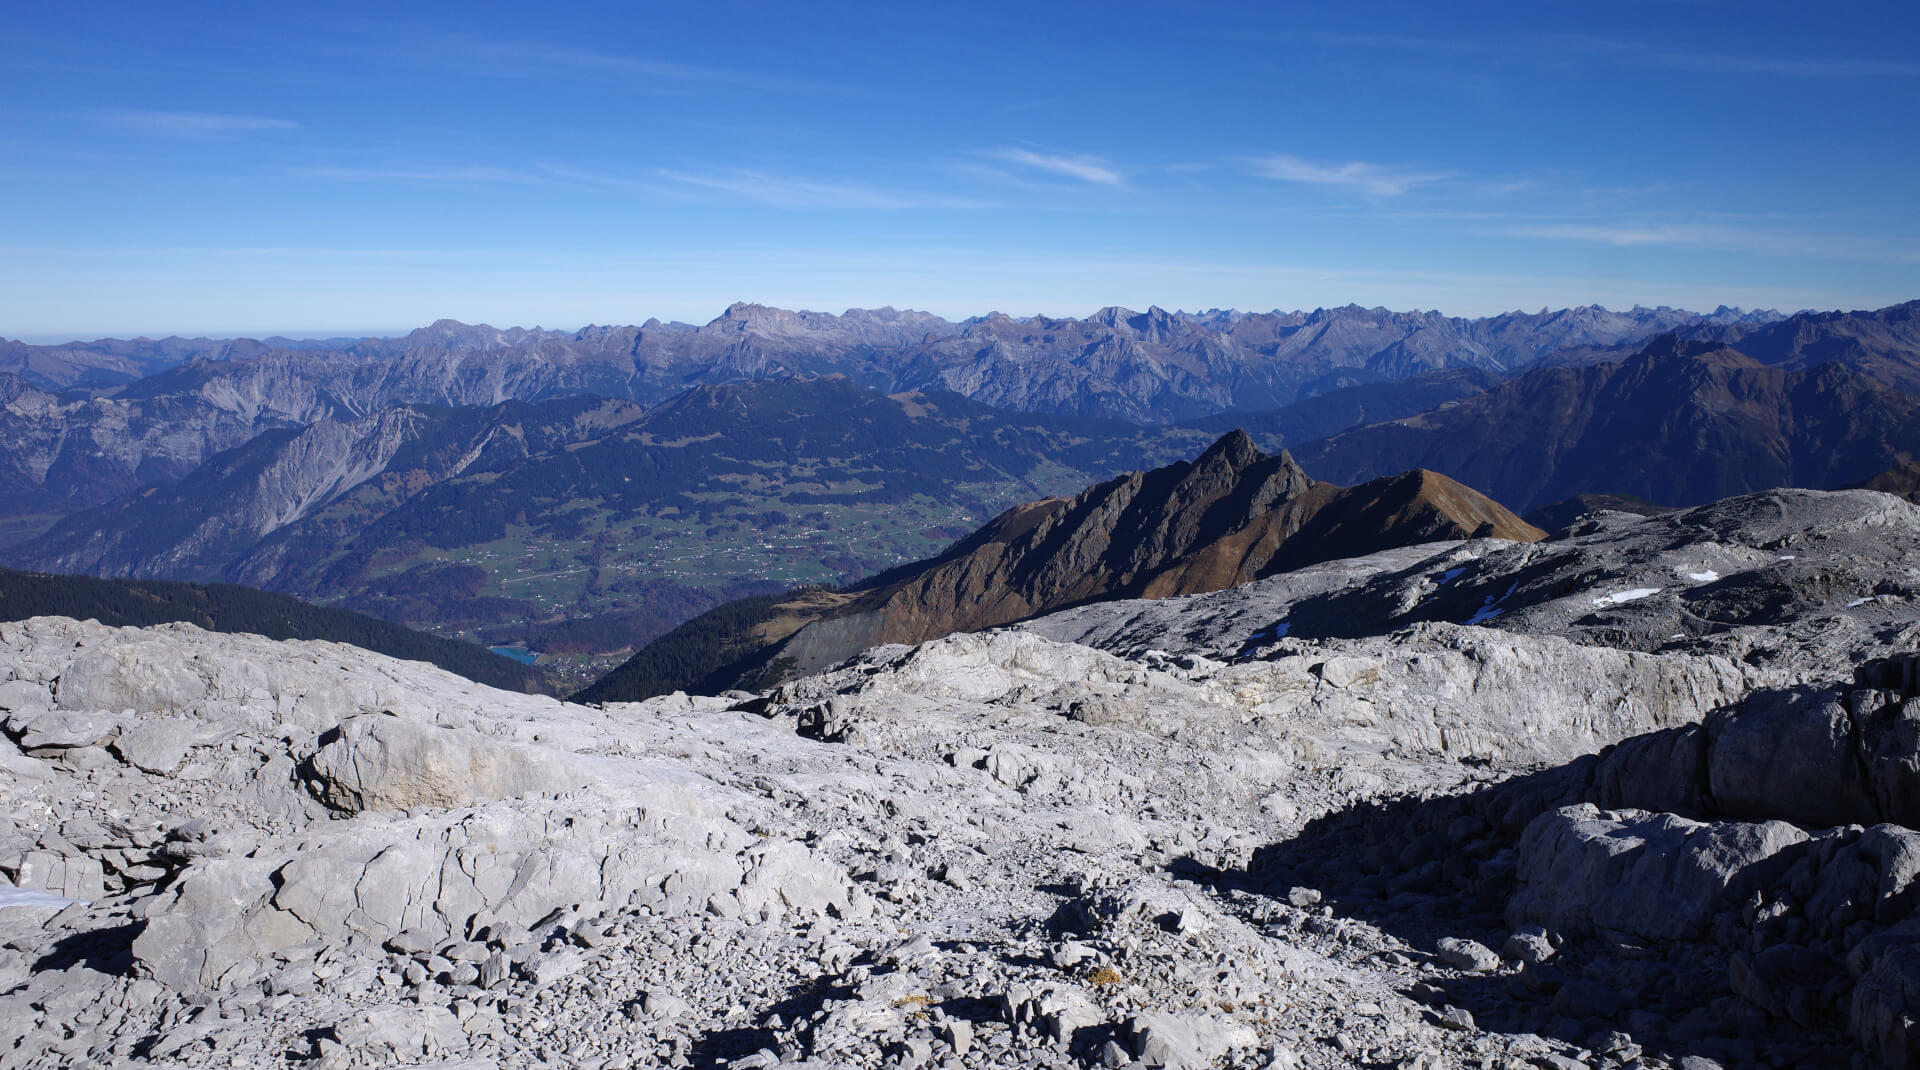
<box><xmin>582</xmin><ymin>432</ymin><xmax>1542</xmax><ymax>698</ymax></box>
<box><xmin>1851</xmin><ymin>460</ymin><xmax>1920</xmax><ymax>504</ymax></box>
<box><xmin>1291</xmin><ymin>338</ymin><xmax>1920</xmax><ymax>512</ymax></box>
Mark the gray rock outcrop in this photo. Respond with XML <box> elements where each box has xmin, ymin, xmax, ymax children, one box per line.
<box><xmin>303</xmin><ymin>712</ymin><xmax>592</xmax><ymax>812</ymax></box>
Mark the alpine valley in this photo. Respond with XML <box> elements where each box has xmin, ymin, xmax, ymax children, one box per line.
<box><xmin>15</xmin><ymin>299</ymin><xmax>1915</xmax><ymax>690</ymax></box>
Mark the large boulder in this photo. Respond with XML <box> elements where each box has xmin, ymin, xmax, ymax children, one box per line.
<box><xmin>1708</xmin><ymin>687</ymin><xmax>1879</xmax><ymax>829</ymax></box>
<box><xmin>112</xmin><ymin>717</ymin><xmax>204</xmax><ymax>775</ymax></box>
<box><xmin>53</xmin><ymin>639</ymin><xmax>210</xmax><ymax>713</ymax></box>
<box><xmin>303</xmin><ymin>713</ymin><xmax>592</xmax><ymax>813</ymax></box>
<box><xmin>1508</xmin><ymin>804</ymin><xmax>1808</xmax><ymax>942</ymax></box>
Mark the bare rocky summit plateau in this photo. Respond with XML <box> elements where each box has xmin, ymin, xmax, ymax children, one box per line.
<box><xmin>6</xmin><ymin>484</ymin><xmax>1920</xmax><ymax>1068</ymax></box>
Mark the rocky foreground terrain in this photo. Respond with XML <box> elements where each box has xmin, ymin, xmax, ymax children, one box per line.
<box><xmin>6</xmin><ymin>487</ymin><xmax>1920</xmax><ymax>1068</ymax></box>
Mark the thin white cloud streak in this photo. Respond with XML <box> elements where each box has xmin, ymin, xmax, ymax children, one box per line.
<box><xmin>85</xmin><ymin>110</ymin><xmax>298</xmax><ymax>136</ymax></box>
<box><xmin>1249</xmin><ymin>154</ymin><xmax>1447</xmax><ymax>196</ymax></box>
<box><xmin>295</xmin><ymin>161</ymin><xmax>983</xmax><ymax>210</ymax></box>
<box><xmin>533</xmin><ymin>163</ymin><xmax>700</xmax><ymax>200</ymax></box>
<box><xmin>988</xmin><ymin>148</ymin><xmax>1124</xmax><ymax>186</ymax></box>
<box><xmin>1580</xmin><ymin>37</ymin><xmax>1920</xmax><ymax>79</ymax></box>
<box><xmin>296</xmin><ymin>165</ymin><xmax>550</xmax><ymax>186</ymax></box>
<box><xmin>1298</xmin><ymin>30</ymin><xmax>1919</xmax><ymax>79</ymax></box>
<box><xmin>1506</xmin><ymin>223</ymin><xmax>1764</xmax><ymax>248</ymax></box>
<box><xmin>1504</xmin><ymin>222</ymin><xmax>1920</xmax><ymax>264</ymax></box>
<box><xmin>654</xmin><ymin>169</ymin><xmax>987</xmax><ymax>211</ymax></box>
<box><xmin>401</xmin><ymin>36</ymin><xmax>833</xmax><ymax>96</ymax></box>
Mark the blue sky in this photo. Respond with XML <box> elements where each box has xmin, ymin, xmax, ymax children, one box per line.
<box><xmin>4</xmin><ymin>0</ymin><xmax>1917</xmax><ymax>339</ymax></box>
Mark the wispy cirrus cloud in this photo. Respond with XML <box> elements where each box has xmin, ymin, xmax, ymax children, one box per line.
<box><xmin>1504</xmin><ymin>222</ymin><xmax>1742</xmax><ymax>247</ymax></box>
<box><xmin>655</xmin><ymin>169</ymin><xmax>985</xmax><ymax>211</ymax></box>
<box><xmin>1296</xmin><ymin>30</ymin><xmax>1919</xmax><ymax>80</ymax></box>
<box><xmin>1249</xmin><ymin>154</ymin><xmax>1448</xmax><ymax>197</ymax></box>
<box><xmin>296</xmin><ymin>165</ymin><xmax>548</xmax><ymax>185</ymax></box>
<box><xmin>987</xmin><ymin>148</ymin><xmax>1124</xmax><ymax>187</ymax></box>
<box><xmin>84</xmin><ymin>110</ymin><xmax>298</xmax><ymax>137</ymax></box>
<box><xmin>1504</xmin><ymin>221</ymin><xmax>1920</xmax><ymax>263</ymax></box>
<box><xmin>399</xmin><ymin>36</ymin><xmax>833</xmax><ymax>96</ymax></box>
<box><xmin>1567</xmin><ymin>35</ymin><xmax>1920</xmax><ymax>79</ymax></box>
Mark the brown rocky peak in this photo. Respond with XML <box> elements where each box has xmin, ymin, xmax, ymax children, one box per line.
<box><xmin>1264</xmin><ymin>469</ymin><xmax>1543</xmax><ymax>574</ymax></box>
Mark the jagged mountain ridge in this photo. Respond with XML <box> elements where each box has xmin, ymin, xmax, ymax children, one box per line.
<box><xmin>574</xmin><ymin>432</ymin><xmax>1541</xmax><ymax>701</ymax></box>
<box><xmin>0</xmin><ymin>301</ymin><xmax>1792</xmax><ymax>523</ymax></box>
<box><xmin>1686</xmin><ymin>299</ymin><xmax>1920</xmax><ymax>392</ymax></box>
<box><xmin>1290</xmin><ymin>337</ymin><xmax>1920</xmax><ymax>513</ymax></box>
<box><xmin>11</xmin><ymin>301</ymin><xmax>1767</xmax><ymax>413</ymax></box>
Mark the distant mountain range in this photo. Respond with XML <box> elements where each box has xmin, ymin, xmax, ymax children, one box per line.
<box><xmin>575</xmin><ymin>432</ymin><xmax>1540</xmax><ymax>702</ymax></box>
<box><xmin>10</xmin><ymin>297</ymin><xmax>1918</xmax><ymax>665</ymax></box>
<box><xmin>15</xmin><ymin>378</ymin><xmax>1208</xmax><ymax>645</ymax></box>
<box><xmin>4</xmin><ymin>300</ymin><xmax>1774</xmax><ymax>417</ymax></box>
<box><xmin>0</xmin><ymin>301</ymin><xmax>1790</xmax><ymax>527</ymax></box>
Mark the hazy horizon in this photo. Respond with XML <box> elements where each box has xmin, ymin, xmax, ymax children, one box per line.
<box><xmin>4</xmin><ymin>293</ymin><xmax>1838</xmax><ymax>348</ymax></box>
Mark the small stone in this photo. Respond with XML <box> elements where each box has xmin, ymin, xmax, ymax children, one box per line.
<box><xmin>1051</xmin><ymin>941</ymin><xmax>1097</xmax><ymax>969</ymax></box>
<box><xmin>523</xmin><ymin>948</ymin><xmax>585</xmax><ymax>988</ymax></box>
<box><xmin>945</xmin><ymin>1018</ymin><xmax>972</xmax><ymax>1056</ymax></box>
<box><xmin>1435</xmin><ymin>937</ymin><xmax>1501</xmax><ymax>973</ymax></box>
<box><xmin>1288</xmin><ymin>887</ymin><xmax>1322</xmax><ymax>909</ymax></box>
<box><xmin>1502</xmin><ymin>926</ymin><xmax>1555</xmax><ymax>965</ymax></box>
<box><xmin>643</xmin><ymin>991</ymin><xmax>691</xmax><ymax>1019</ymax></box>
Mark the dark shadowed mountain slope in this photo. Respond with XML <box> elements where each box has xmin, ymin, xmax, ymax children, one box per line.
<box><xmin>1847</xmin><ymin>461</ymin><xmax>1920</xmax><ymax>503</ymax></box>
<box><xmin>1289</xmin><ymin>339</ymin><xmax>1920</xmax><ymax>513</ymax></box>
<box><xmin>574</xmin><ymin>432</ymin><xmax>1541</xmax><ymax>702</ymax></box>
<box><xmin>1183</xmin><ymin>367</ymin><xmax>1504</xmax><ymax>449</ymax></box>
<box><xmin>0</xmin><ymin>568</ymin><xmax>545</xmax><ymax>692</ymax></box>
<box><xmin>1687</xmin><ymin>300</ymin><xmax>1920</xmax><ymax>393</ymax></box>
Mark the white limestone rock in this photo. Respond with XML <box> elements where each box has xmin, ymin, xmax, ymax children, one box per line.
<box><xmin>303</xmin><ymin>712</ymin><xmax>592</xmax><ymax>812</ymax></box>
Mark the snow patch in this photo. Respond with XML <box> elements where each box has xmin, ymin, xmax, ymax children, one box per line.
<box><xmin>0</xmin><ymin>887</ymin><xmax>79</xmax><ymax>912</ymax></box>
<box><xmin>1847</xmin><ymin>596</ymin><xmax>1881</xmax><ymax>608</ymax></box>
<box><xmin>1778</xmin><ymin>555</ymin><xmax>1796</xmax><ymax>561</ymax></box>
<box><xmin>1591</xmin><ymin>588</ymin><xmax>1662</xmax><ymax>608</ymax></box>
<box><xmin>1436</xmin><ymin>567</ymin><xmax>1467</xmax><ymax>585</ymax></box>
<box><xmin>1235</xmin><ymin>620</ymin><xmax>1290</xmax><ymax>656</ymax></box>
<box><xmin>1686</xmin><ymin>570</ymin><xmax>1718</xmax><ymax>583</ymax></box>
<box><xmin>1464</xmin><ymin>581</ymin><xmax>1519</xmax><ymax>626</ymax></box>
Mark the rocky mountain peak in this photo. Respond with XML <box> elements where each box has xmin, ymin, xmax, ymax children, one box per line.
<box><xmin>1191</xmin><ymin>427</ymin><xmax>1261</xmax><ymax>471</ymax></box>
<box><xmin>583</xmin><ymin>436</ymin><xmax>1536</xmax><ymax>695</ymax></box>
